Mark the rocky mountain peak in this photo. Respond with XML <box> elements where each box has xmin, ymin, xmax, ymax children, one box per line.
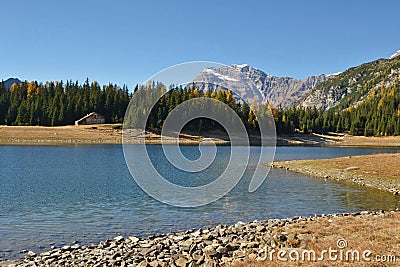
<box><xmin>193</xmin><ymin>64</ymin><xmax>328</xmax><ymax>108</ymax></box>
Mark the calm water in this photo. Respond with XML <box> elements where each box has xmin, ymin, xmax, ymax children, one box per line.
<box><xmin>0</xmin><ymin>145</ymin><xmax>399</xmax><ymax>259</ymax></box>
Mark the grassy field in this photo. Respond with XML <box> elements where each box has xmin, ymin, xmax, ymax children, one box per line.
<box><xmin>0</xmin><ymin>124</ymin><xmax>123</xmax><ymax>144</ymax></box>
<box><xmin>0</xmin><ymin>124</ymin><xmax>230</xmax><ymax>145</ymax></box>
<box><xmin>1</xmin><ymin>125</ymin><xmax>400</xmax><ymax>147</ymax></box>
<box><xmin>271</xmin><ymin>153</ymin><xmax>400</xmax><ymax>194</ymax></box>
<box><xmin>231</xmin><ymin>211</ymin><xmax>400</xmax><ymax>266</ymax></box>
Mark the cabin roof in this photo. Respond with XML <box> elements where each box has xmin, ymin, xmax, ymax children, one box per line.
<box><xmin>75</xmin><ymin>112</ymin><xmax>102</xmax><ymax>123</ymax></box>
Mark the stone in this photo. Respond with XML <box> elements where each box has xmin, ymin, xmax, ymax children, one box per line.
<box><xmin>61</xmin><ymin>245</ymin><xmax>71</xmax><ymax>251</ymax></box>
<box><xmin>175</xmin><ymin>256</ymin><xmax>188</xmax><ymax>267</ymax></box>
<box><xmin>181</xmin><ymin>239</ymin><xmax>193</xmax><ymax>251</ymax></box>
<box><xmin>227</xmin><ymin>242</ymin><xmax>240</xmax><ymax>250</ymax></box>
<box><xmin>216</xmin><ymin>246</ymin><xmax>227</xmax><ymax>254</ymax></box>
<box><xmin>114</xmin><ymin>235</ymin><xmax>125</xmax><ymax>243</ymax></box>
<box><xmin>203</xmin><ymin>259</ymin><xmax>218</xmax><ymax>267</ymax></box>
<box><xmin>27</xmin><ymin>251</ymin><xmax>36</xmax><ymax>258</ymax></box>
<box><xmin>256</xmin><ymin>225</ymin><xmax>266</xmax><ymax>232</ymax></box>
<box><xmin>138</xmin><ymin>261</ymin><xmax>150</xmax><ymax>267</ymax></box>
<box><xmin>188</xmin><ymin>262</ymin><xmax>200</xmax><ymax>267</ymax></box>
<box><xmin>245</xmin><ymin>242</ymin><xmax>259</xmax><ymax>248</ymax></box>
<box><xmin>195</xmin><ymin>256</ymin><xmax>205</xmax><ymax>265</ymax></box>
<box><xmin>277</xmin><ymin>234</ymin><xmax>287</xmax><ymax>242</ymax></box>
<box><xmin>140</xmin><ymin>242</ymin><xmax>153</xmax><ymax>248</ymax></box>
<box><xmin>112</xmin><ymin>252</ymin><xmax>121</xmax><ymax>260</ymax></box>
<box><xmin>202</xmin><ymin>246</ymin><xmax>217</xmax><ymax>257</ymax></box>
<box><xmin>191</xmin><ymin>250</ymin><xmax>203</xmax><ymax>261</ymax></box>
<box><xmin>128</xmin><ymin>236</ymin><xmax>140</xmax><ymax>243</ymax></box>
<box><xmin>149</xmin><ymin>260</ymin><xmax>161</xmax><ymax>267</ymax></box>
<box><xmin>140</xmin><ymin>246</ymin><xmax>157</xmax><ymax>256</ymax></box>
<box><xmin>71</xmin><ymin>244</ymin><xmax>80</xmax><ymax>250</ymax></box>
<box><xmin>220</xmin><ymin>256</ymin><xmax>232</xmax><ymax>264</ymax></box>
<box><xmin>191</xmin><ymin>229</ymin><xmax>202</xmax><ymax>237</ymax></box>
<box><xmin>40</xmin><ymin>251</ymin><xmax>52</xmax><ymax>257</ymax></box>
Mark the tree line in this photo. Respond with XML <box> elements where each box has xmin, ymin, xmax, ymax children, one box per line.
<box><xmin>0</xmin><ymin>79</ymin><xmax>131</xmax><ymax>126</ymax></box>
<box><xmin>1</xmin><ymin>79</ymin><xmax>399</xmax><ymax>136</ymax></box>
<box><xmin>274</xmin><ymin>82</ymin><xmax>400</xmax><ymax>136</ymax></box>
<box><xmin>124</xmin><ymin>81</ymin><xmax>262</xmax><ymax>133</ymax></box>
<box><xmin>128</xmin><ymin>81</ymin><xmax>400</xmax><ymax>137</ymax></box>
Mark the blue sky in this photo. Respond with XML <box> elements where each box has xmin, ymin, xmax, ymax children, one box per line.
<box><xmin>1</xmin><ymin>0</ymin><xmax>399</xmax><ymax>88</ymax></box>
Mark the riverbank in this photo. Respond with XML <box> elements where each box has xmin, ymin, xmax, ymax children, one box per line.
<box><xmin>1</xmin><ymin>210</ymin><xmax>398</xmax><ymax>266</ymax></box>
<box><xmin>271</xmin><ymin>153</ymin><xmax>400</xmax><ymax>195</ymax></box>
<box><xmin>2</xmin><ymin>125</ymin><xmax>400</xmax><ymax>147</ymax></box>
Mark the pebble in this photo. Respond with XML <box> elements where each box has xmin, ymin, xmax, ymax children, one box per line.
<box><xmin>7</xmin><ymin>210</ymin><xmax>395</xmax><ymax>267</ymax></box>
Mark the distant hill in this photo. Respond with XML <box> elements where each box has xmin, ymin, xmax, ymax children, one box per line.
<box><xmin>301</xmin><ymin>51</ymin><xmax>400</xmax><ymax>111</ymax></box>
<box><xmin>2</xmin><ymin>78</ymin><xmax>22</xmax><ymax>89</ymax></box>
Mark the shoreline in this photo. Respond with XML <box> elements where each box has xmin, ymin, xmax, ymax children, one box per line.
<box><xmin>1</xmin><ymin>210</ymin><xmax>399</xmax><ymax>266</ymax></box>
<box><xmin>1</xmin><ymin>125</ymin><xmax>400</xmax><ymax>147</ymax></box>
<box><xmin>271</xmin><ymin>153</ymin><xmax>400</xmax><ymax>196</ymax></box>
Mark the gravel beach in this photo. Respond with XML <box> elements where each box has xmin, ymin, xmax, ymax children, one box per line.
<box><xmin>1</xmin><ymin>210</ymin><xmax>398</xmax><ymax>267</ymax></box>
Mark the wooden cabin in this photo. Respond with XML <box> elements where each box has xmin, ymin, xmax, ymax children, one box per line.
<box><xmin>75</xmin><ymin>112</ymin><xmax>105</xmax><ymax>126</ymax></box>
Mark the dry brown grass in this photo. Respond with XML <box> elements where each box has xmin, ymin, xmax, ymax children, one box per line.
<box><xmin>340</xmin><ymin>135</ymin><xmax>400</xmax><ymax>147</ymax></box>
<box><xmin>285</xmin><ymin>153</ymin><xmax>400</xmax><ymax>180</ymax></box>
<box><xmin>316</xmin><ymin>153</ymin><xmax>400</xmax><ymax>178</ymax></box>
<box><xmin>2</xmin><ymin>126</ymin><xmax>400</xmax><ymax>147</ymax></box>
<box><xmin>230</xmin><ymin>212</ymin><xmax>400</xmax><ymax>266</ymax></box>
<box><xmin>272</xmin><ymin>153</ymin><xmax>400</xmax><ymax>193</ymax></box>
<box><xmin>0</xmin><ymin>125</ymin><xmax>230</xmax><ymax>145</ymax></box>
<box><xmin>0</xmin><ymin>124</ymin><xmax>122</xmax><ymax>144</ymax></box>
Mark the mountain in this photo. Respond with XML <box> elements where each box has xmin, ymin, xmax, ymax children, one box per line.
<box><xmin>2</xmin><ymin>78</ymin><xmax>22</xmax><ymax>89</ymax></box>
<box><xmin>192</xmin><ymin>64</ymin><xmax>329</xmax><ymax>108</ymax></box>
<box><xmin>301</xmin><ymin>52</ymin><xmax>400</xmax><ymax>111</ymax></box>
<box><xmin>389</xmin><ymin>50</ymin><xmax>400</xmax><ymax>60</ymax></box>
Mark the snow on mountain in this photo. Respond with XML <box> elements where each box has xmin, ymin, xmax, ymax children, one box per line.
<box><xmin>192</xmin><ymin>64</ymin><xmax>328</xmax><ymax>108</ymax></box>
<box><xmin>326</xmin><ymin>71</ymin><xmax>342</xmax><ymax>77</ymax></box>
<box><xmin>389</xmin><ymin>50</ymin><xmax>400</xmax><ymax>59</ymax></box>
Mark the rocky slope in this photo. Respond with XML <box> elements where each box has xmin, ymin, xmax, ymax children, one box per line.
<box><xmin>301</xmin><ymin>51</ymin><xmax>400</xmax><ymax>111</ymax></box>
<box><xmin>192</xmin><ymin>64</ymin><xmax>329</xmax><ymax>108</ymax></box>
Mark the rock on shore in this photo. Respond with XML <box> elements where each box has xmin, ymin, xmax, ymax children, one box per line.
<box><xmin>5</xmin><ymin>210</ymin><xmax>397</xmax><ymax>267</ymax></box>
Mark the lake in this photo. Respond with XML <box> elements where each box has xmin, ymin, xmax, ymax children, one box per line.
<box><xmin>0</xmin><ymin>145</ymin><xmax>399</xmax><ymax>259</ymax></box>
